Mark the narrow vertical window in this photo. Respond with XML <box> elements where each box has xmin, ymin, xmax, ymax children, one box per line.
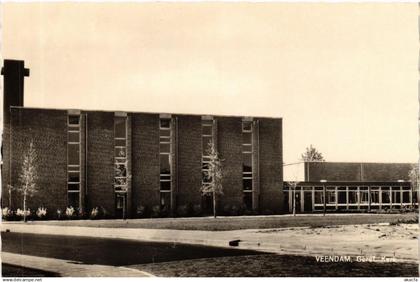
<box><xmin>114</xmin><ymin>116</ymin><xmax>128</xmax><ymax>192</ymax></box>
<box><xmin>202</xmin><ymin>118</ymin><xmax>214</xmax><ymax>183</ymax></box>
<box><xmin>114</xmin><ymin>115</ymin><xmax>128</xmax><ymax>218</ymax></box>
<box><xmin>242</xmin><ymin>119</ymin><xmax>253</xmax><ymax>210</ymax></box>
<box><xmin>202</xmin><ymin>117</ymin><xmax>214</xmax><ymax>213</ymax></box>
<box><xmin>160</xmin><ymin>117</ymin><xmax>172</xmax><ymax>212</ymax></box>
<box><xmin>67</xmin><ymin>114</ymin><xmax>81</xmax><ymax>209</ymax></box>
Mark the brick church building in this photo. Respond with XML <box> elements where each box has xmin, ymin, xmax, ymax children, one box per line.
<box><xmin>1</xmin><ymin>59</ymin><xmax>284</xmax><ymax>218</ymax></box>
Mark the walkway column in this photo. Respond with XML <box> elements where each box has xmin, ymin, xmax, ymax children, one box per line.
<box><xmin>379</xmin><ymin>187</ymin><xmax>382</xmax><ymax>210</ymax></box>
<box><xmin>321</xmin><ymin>180</ymin><xmax>327</xmax><ymax>216</ymax></box>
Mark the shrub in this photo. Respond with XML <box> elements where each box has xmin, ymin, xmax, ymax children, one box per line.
<box><xmin>90</xmin><ymin>207</ymin><xmax>99</xmax><ymax>219</ymax></box>
<box><xmin>161</xmin><ymin>206</ymin><xmax>170</xmax><ymax>217</ymax></box>
<box><xmin>223</xmin><ymin>204</ymin><xmax>231</xmax><ymax>216</ymax></box>
<box><xmin>397</xmin><ymin>206</ymin><xmax>417</xmax><ymax>214</ymax></box>
<box><xmin>65</xmin><ymin>206</ymin><xmax>76</xmax><ymax>219</ymax></box>
<box><xmin>36</xmin><ymin>207</ymin><xmax>47</xmax><ymax>220</ymax></box>
<box><xmin>77</xmin><ymin>209</ymin><xmax>87</xmax><ymax>220</ymax></box>
<box><xmin>230</xmin><ymin>205</ymin><xmax>239</xmax><ymax>216</ymax></box>
<box><xmin>99</xmin><ymin>206</ymin><xmax>109</xmax><ymax>219</ymax></box>
<box><xmin>243</xmin><ymin>209</ymin><xmax>252</xmax><ymax>215</ymax></box>
<box><xmin>243</xmin><ymin>209</ymin><xmax>258</xmax><ymax>216</ymax></box>
<box><xmin>396</xmin><ymin>213</ymin><xmax>419</xmax><ymax>224</ymax></box>
<box><xmin>151</xmin><ymin>205</ymin><xmax>161</xmax><ymax>218</ymax></box>
<box><xmin>2</xmin><ymin>207</ymin><xmax>13</xmax><ymax>221</ymax></box>
<box><xmin>56</xmin><ymin>209</ymin><xmax>63</xmax><ymax>220</ymax></box>
<box><xmin>176</xmin><ymin>204</ymin><xmax>190</xmax><ymax>217</ymax></box>
<box><xmin>192</xmin><ymin>204</ymin><xmax>202</xmax><ymax>217</ymax></box>
<box><xmin>136</xmin><ymin>205</ymin><xmax>147</xmax><ymax>218</ymax></box>
<box><xmin>262</xmin><ymin>209</ymin><xmax>273</xmax><ymax>215</ymax></box>
<box><xmin>16</xmin><ymin>208</ymin><xmax>31</xmax><ymax>219</ymax></box>
<box><xmin>237</xmin><ymin>203</ymin><xmax>247</xmax><ymax>215</ymax></box>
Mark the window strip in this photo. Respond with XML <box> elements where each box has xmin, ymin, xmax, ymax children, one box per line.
<box><xmin>67</xmin><ymin>115</ymin><xmax>81</xmax><ymax>209</ymax></box>
<box><xmin>202</xmin><ymin>118</ymin><xmax>214</xmax><ymax>187</ymax></box>
<box><xmin>159</xmin><ymin>118</ymin><xmax>173</xmax><ymax>208</ymax></box>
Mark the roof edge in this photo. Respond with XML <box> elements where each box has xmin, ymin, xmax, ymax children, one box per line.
<box><xmin>9</xmin><ymin>106</ymin><xmax>283</xmax><ymax>120</ymax></box>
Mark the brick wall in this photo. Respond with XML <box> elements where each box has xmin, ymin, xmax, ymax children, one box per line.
<box><xmin>8</xmin><ymin>108</ymin><xmax>67</xmax><ymax>213</ymax></box>
<box><xmin>126</xmin><ymin>116</ymin><xmax>132</xmax><ymax>217</ymax></box>
<box><xmin>259</xmin><ymin>118</ymin><xmax>283</xmax><ymax>214</ymax></box>
<box><xmin>306</xmin><ymin>162</ymin><xmax>414</xmax><ymax>182</ymax></box>
<box><xmin>362</xmin><ymin>163</ymin><xmax>413</xmax><ymax>182</ymax></box>
<box><xmin>86</xmin><ymin>111</ymin><xmax>115</xmax><ymax>216</ymax></box>
<box><xmin>217</xmin><ymin>117</ymin><xmax>243</xmax><ymax>211</ymax></box>
<box><xmin>2</xmin><ymin>108</ymin><xmax>285</xmax><ymax>218</ymax></box>
<box><xmin>131</xmin><ymin>113</ymin><xmax>160</xmax><ymax>214</ymax></box>
<box><xmin>2</xmin><ymin>119</ymin><xmax>12</xmax><ymax>208</ymax></box>
<box><xmin>79</xmin><ymin>114</ymin><xmax>87</xmax><ymax>213</ymax></box>
<box><xmin>252</xmin><ymin>120</ymin><xmax>260</xmax><ymax>211</ymax></box>
<box><xmin>175</xmin><ymin>115</ymin><xmax>202</xmax><ymax>207</ymax></box>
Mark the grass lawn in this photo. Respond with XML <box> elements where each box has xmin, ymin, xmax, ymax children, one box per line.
<box><xmin>129</xmin><ymin>254</ymin><xmax>418</xmax><ymax>277</ymax></box>
<box><xmin>21</xmin><ymin>213</ymin><xmax>418</xmax><ymax>231</ymax></box>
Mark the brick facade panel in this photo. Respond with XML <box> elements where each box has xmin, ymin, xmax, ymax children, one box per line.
<box><xmin>3</xmin><ymin>108</ymin><xmax>285</xmax><ymax>218</ymax></box>
<box><xmin>363</xmin><ymin>163</ymin><xmax>413</xmax><ymax>182</ymax></box>
<box><xmin>2</xmin><ymin>122</ymin><xmax>12</xmax><ymax>208</ymax></box>
<box><xmin>8</xmin><ymin>108</ymin><xmax>67</xmax><ymax>213</ymax></box>
<box><xmin>79</xmin><ymin>114</ymin><xmax>86</xmax><ymax>213</ymax></box>
<box><xmin>306</xmin><ymin>162</ymin><xmax>414</xmax><ymax>182</ymax></box>
<box><xmin>306</xmin><ymin>162</ymin><xmax>361</xmax><ymax>182</ymax></box>
<box><xmin>259</xmin><ymin>118</ymin><xmax>283</xmax><ymax>213</ymax></box>
<box><xmin>176</xmin><ymin>115</ymin><xmax>202</xmax><ymax>207</ymax></box>
<box><xmin>126</xmin><ymin>116</ymin><xmax>133</xmax><ymax>217</ymax></box>
<box><xmin>86</xmin><ymin>111</ymin><xmax>115</xmax><ymax>216</ymax></box>
<box><xmin>217</xmin><ymin>117</ymin><xmax>243</xmax><ymax>210</ymax></box>
<box><xmin>131</xmin><ymin>113</ymin><xmax>160</xmax><ymax>212</ymax></box>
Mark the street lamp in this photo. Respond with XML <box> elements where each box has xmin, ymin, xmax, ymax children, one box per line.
<box><xmin>320</xmin><ymin>180</ymin><xmax>327</xmax><ymax>216</ymax></box>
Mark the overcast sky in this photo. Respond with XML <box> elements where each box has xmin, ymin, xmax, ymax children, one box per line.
<box><xmin>2</xmin><ymin>2</ymin><xmax>418</xmax><ymax>167</ymax></box>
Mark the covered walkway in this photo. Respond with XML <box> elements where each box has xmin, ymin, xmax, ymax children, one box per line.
<box><xmin>283</xmin><ymin>181</ymin><xmax>418</xmax><ymax>213</ymax></box>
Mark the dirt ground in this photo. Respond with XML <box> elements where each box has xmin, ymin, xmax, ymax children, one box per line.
<box><xmin>244</xmin><ymin>223</ymin><xmax>418</xmax><ymax>262</ymax></box>
<box><xmin>129</xmin><ymin>254</ymin><xmax>418</xmax><ymax>277</ymax></box>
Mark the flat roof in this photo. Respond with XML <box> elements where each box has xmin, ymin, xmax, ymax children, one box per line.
<box><xmin>284</xmin><ymin>181</ymin><xmax>412</xmax><ymax>186</ymax></box>
<box><xmin>304</xmin><ymin>161</ymin><xmax>415</xmax><ymax>165</ymax></box>
<box><xmin>10</xmin><ymin>105</ymin><xmax>282</xmax><ymax>120</ymax></box>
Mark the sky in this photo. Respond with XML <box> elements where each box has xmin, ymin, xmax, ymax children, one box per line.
<box><xmin>2</xmin><ymin>2</ymin><xmax>418</xmax><ymax>170</ymax></box>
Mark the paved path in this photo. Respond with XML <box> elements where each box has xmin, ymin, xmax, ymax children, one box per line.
<box><xmin>2</xmin><ymin>252</ymin><xmax>153</xmax><ymax>277</ymax></box>
<box><xmin>2</xmin><ymin>221</ymin><xmax>417</xmax><ymax>263</ymax></box>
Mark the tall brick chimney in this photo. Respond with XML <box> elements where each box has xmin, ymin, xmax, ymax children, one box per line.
<box><xmin>1</xmin><ymin>59</ymin><xmax>30</xmax><ymax>125</ymax></box>
<box><xmin>1</xmin><ymin>59</ymin><xmax>29</xmax><ymax>209</ymax></box>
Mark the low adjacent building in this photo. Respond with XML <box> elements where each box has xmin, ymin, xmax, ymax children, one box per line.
<box><xmin>284</xmin><ymin>162</ymin><xmax>418</xmax><ymax>213</ymax></box>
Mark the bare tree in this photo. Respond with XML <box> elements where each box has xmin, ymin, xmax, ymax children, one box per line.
<box><xmin>16</xmin><ymin>141</ymin><xmax>38</xmax><ymax>222</ymax></box>
<box><xmin>301</xmin><ymin>144</ymin><xmax>325</xmax><ymax>162</ymax></box>
<box><xmin>201</xmin><ymin>141</ymin><xmax>223</xmax><ymax>218</ymax></box>
<box><xmin>408</xmin><ymin>163</ymin><xmax>419</xmax><ymax>206</ymax></box>
<box><xmin>7</xmin><ymin>184</ymin><xmax>13</xmax><ymax>208</ymax></box>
